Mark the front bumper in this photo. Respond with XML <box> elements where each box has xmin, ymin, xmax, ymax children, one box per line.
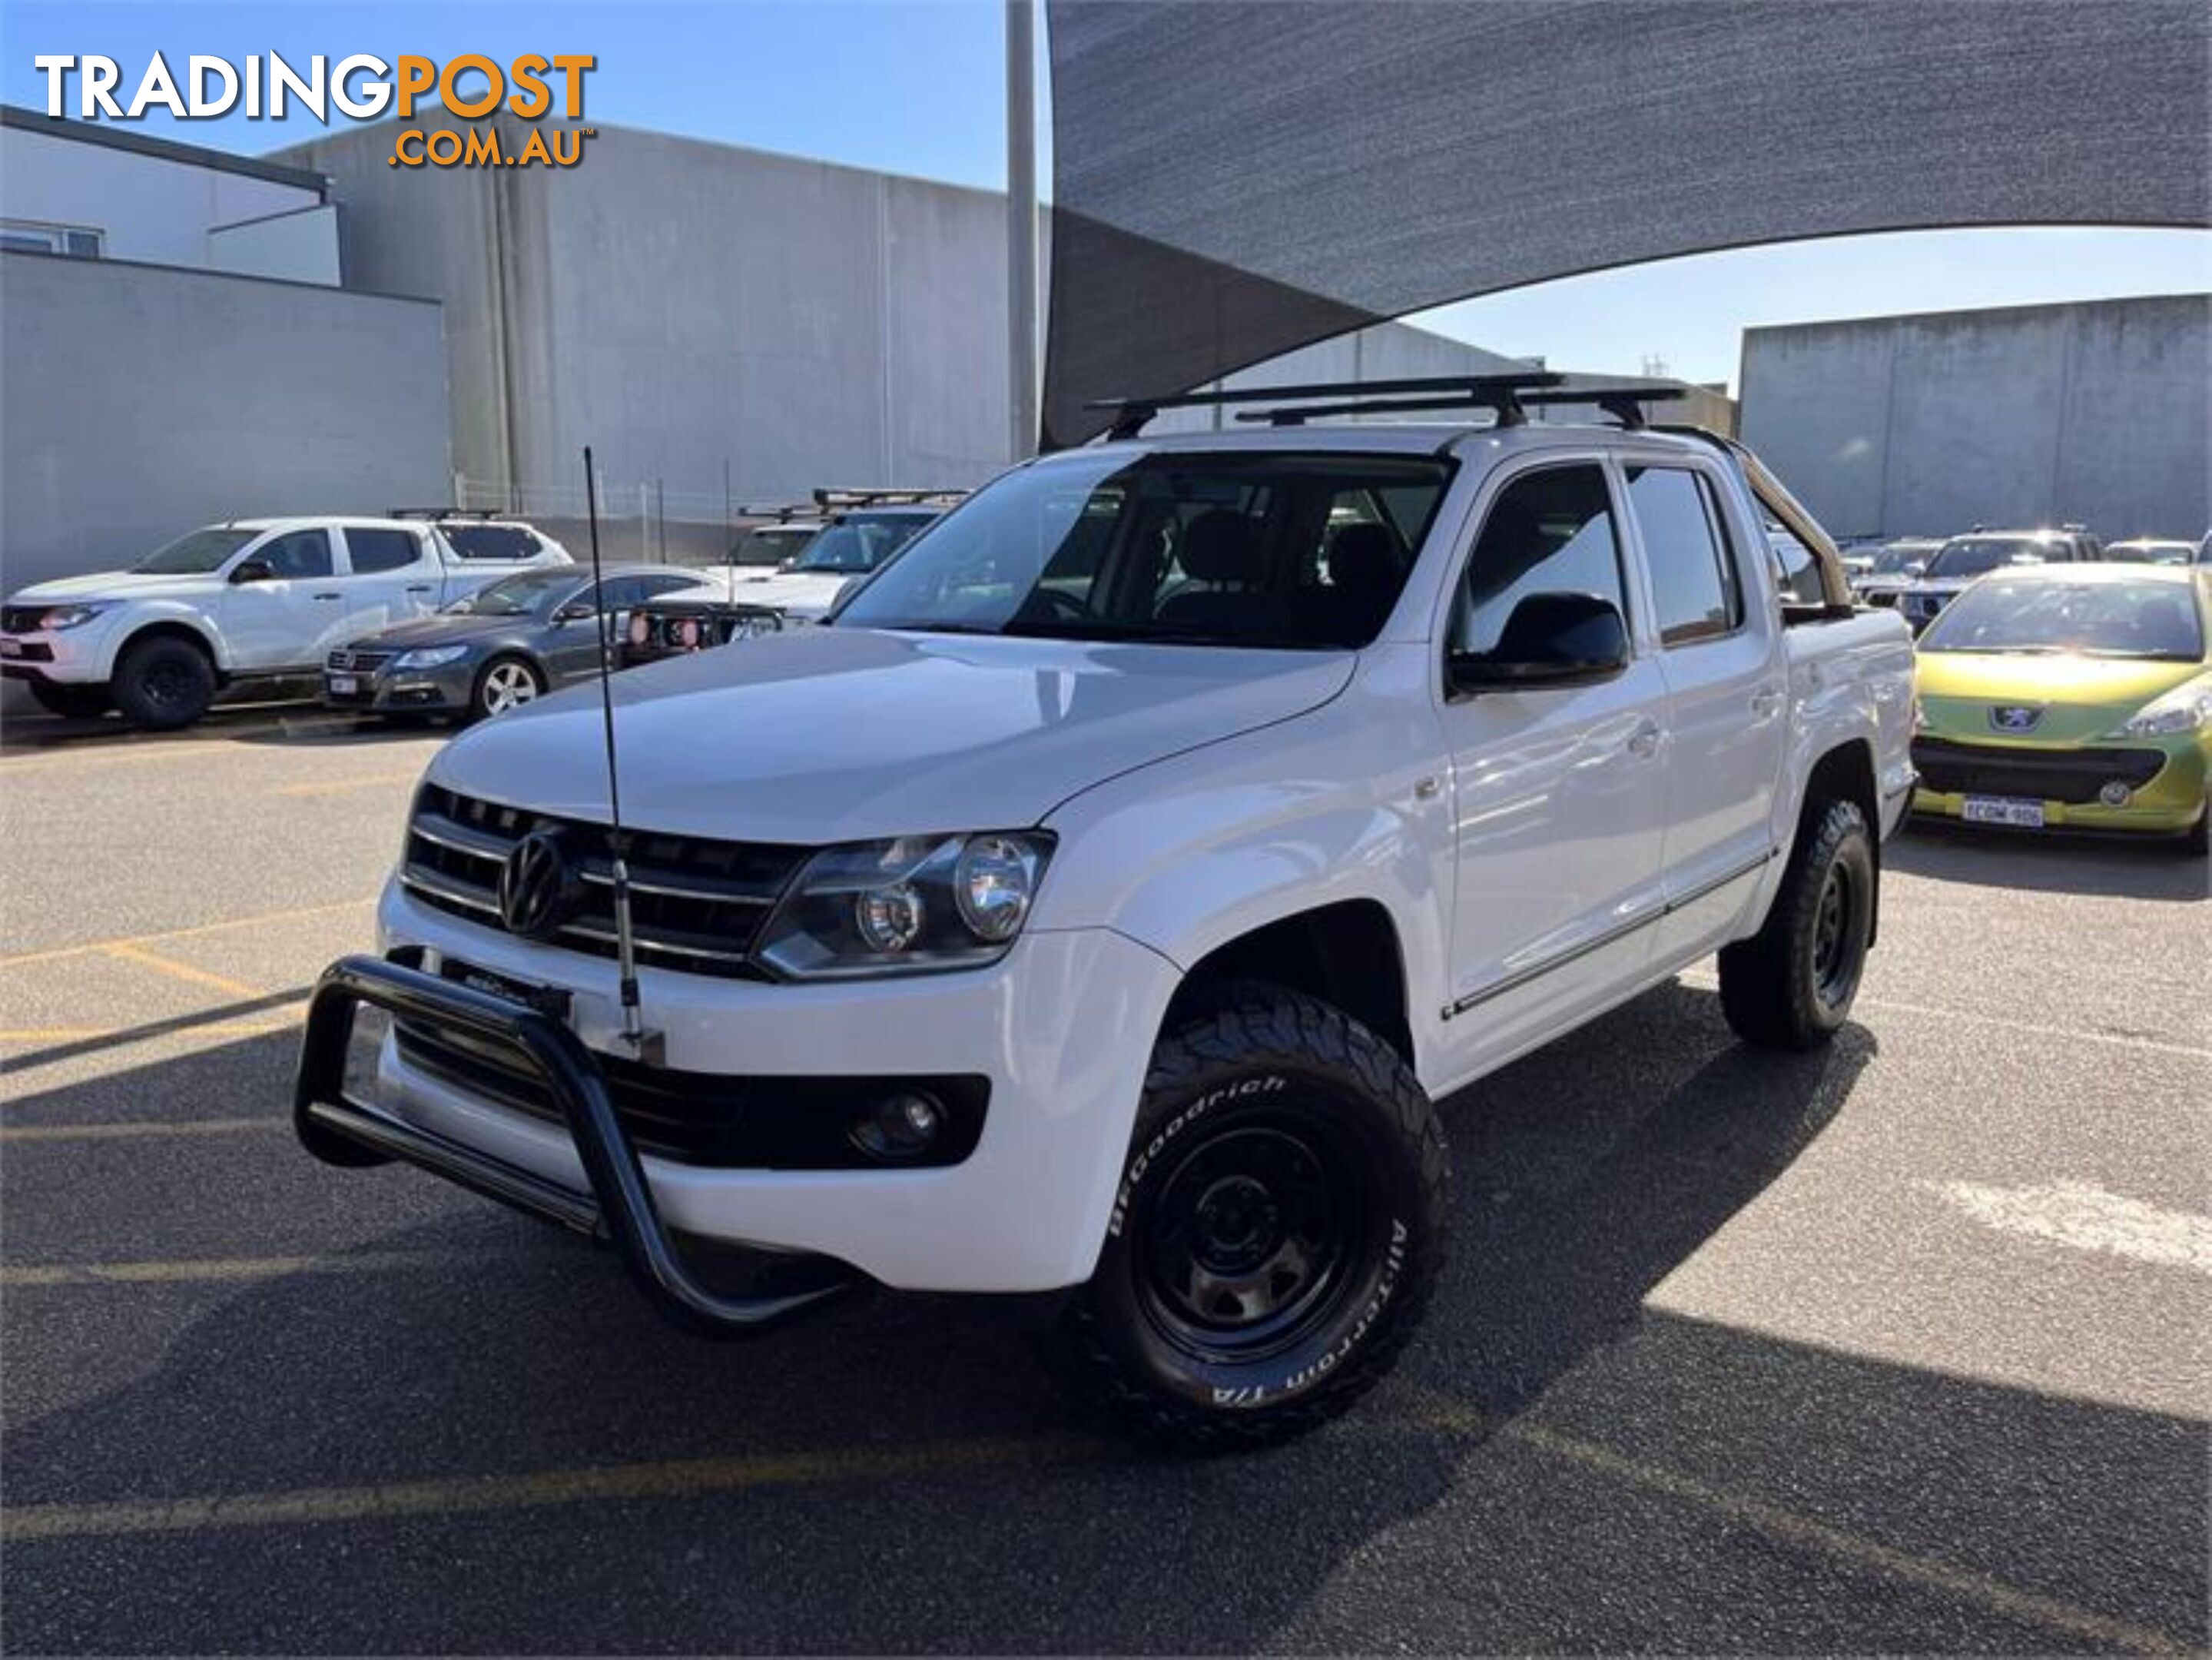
<box><xmin>1910</xmin><ymin>733</ymin><xmax>2208</xmax><ymax>835</ymax></box>
<box><xmin>309</xmin><ymin>878</ymin><xmax>1180</xmax><ymax>1295</ymax></box>
<box><xmin>0</xmin><ymin>622</ymin><xmax>114</xmax><ymax>684</ymax></box>
<box><xmin>322</xmin><ymin>661</ymin><xmax>473</xmax><ymax>712</ymax></box>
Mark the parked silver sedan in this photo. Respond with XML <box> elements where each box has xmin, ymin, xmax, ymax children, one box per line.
<box><xmin>322</xmin><ymin>563</ymin><xmax>718</xmax><ymax>722</ymax></box>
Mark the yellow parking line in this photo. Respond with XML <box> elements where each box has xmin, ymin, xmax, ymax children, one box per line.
<box><xmin>0</xmin><ymin>1117</ymin><xmax>284</xmax><ymax>1143</ymax></box>
<box><xmin>0</xmin><ymin>898</ymin><xmax>374</xmax><ymax>971</ymax></box>
<box><xmin>0</xmin><ymin>1436</ymin><xmax>1087</xmax><ymax>1542</ymax></box>
<box><xmin>276</xmin><ymin>772</ymin><xmax>421</xmax><ymax>798</ymax></box>
<box><xmin>103</xmin><ymin>942</ymin><xmax>267</xmax><ymax>1001</ymax></box>
<box><xmin>0</xmin><ymin>1021</ymin><xmax>298</xmax><ymax>1045</ymax></box>
<box><xmin>0</xmin><ymin>1250</ymin><xmax>473</xmax><ymax>1287</ymax></box>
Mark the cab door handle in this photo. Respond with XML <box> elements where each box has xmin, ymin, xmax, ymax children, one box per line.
<box><xmin>1749</xmin><ymin>687</ymin><xmax>1785</xmax><ymax>721</ymax></box>
<box><xmin>404</xmin><ymin>583</ymin><xmax>434</xmax><ymax>594</ymax></box>
<box><xmin>312</xmin><ymin>592</ymin><xmax>342</xmax><ymax>602</ymax></box>
<box><xmin>1627</xmin><ymin>719</ymin><xmax>1663</xmax><ymax>759</ymax></box>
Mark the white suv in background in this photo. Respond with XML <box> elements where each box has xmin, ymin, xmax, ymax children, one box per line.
<box><xmin>2</xmin><ymin>516</ymin><xmax>571</xmax><ymax>728</ymax></box>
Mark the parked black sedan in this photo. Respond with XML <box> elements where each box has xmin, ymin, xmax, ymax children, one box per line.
<box><xmin>323</xmin><ymin>564</ymin><xmax>717</xmax><ymax>721</ymax></box>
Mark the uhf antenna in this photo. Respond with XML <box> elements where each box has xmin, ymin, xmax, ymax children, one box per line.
<box><xmin>582</xmin><ymin>446</ymin><xmax>662</xmax><ymax>1066</ymax></box>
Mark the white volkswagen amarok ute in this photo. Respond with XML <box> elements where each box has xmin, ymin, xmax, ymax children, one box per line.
<box><xmin>296</xmin><ymin>378</ymin><xmax>1916</xmax><ymax>1449</ymax></box>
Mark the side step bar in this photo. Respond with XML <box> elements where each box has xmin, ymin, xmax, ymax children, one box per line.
<box><xmin>293</xmin><ymin>953</ymin><xmax>857</xmax><ymax>1336</ymax></box>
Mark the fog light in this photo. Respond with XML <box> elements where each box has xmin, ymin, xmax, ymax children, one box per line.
<box><xmin>854</xmin><ymin>884</ymin><xmax>923</xmax><ymax>951</ymax></box>
<box><xmin>2099</xmin><ymin>781</ymin><xmax>2132</xmax><ymax>807</ymax></box>
<box><xmin>850</xmin><ymin>1090</ymin><xmax>945</xmax><ymax>1160</ymax></box>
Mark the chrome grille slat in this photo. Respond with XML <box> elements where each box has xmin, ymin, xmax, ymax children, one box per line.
<box><xmin>400</xmin><ymin>784</ymin><xmax>808</xmax><ymax>981</ymax></box>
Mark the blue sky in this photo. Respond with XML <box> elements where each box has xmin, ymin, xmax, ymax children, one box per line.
<box><xmin>5</xmin><ymin>0</ymin><xmax>2204</xmax><ymax>390</ymax></box>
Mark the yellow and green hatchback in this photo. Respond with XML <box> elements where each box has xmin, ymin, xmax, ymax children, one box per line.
<box><xmin>1912</xmin><ymin>564</ymin><xmax>2211</xmax><ymax>852</ymax></box>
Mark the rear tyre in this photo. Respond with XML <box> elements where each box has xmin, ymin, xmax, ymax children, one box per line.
<box><xmin>469</xmin><ymin>656</ymin><xmax>544</xmax><ymax>721</ymax></box>
<box><xmin>1046</xmin><ymin>984</ymin><xmax>1448</xmax><ymax>1452</ymax></box>
<box><xmin>25</xmin><ymin>680</ymin><xmax>111</xmax><ymax>719</ymax></box>
<box><xmin>1719</xmin><ymin>798</ymin><xmax>1875</xmax><ymax>1050</ymax></box>
<box><xmin>111</xmin><ymin>636</ymin><xmax>216</xmax><ymax>731</ymax></box>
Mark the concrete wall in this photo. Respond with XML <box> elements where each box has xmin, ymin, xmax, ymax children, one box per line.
<box><xmin>1740</xmin><ymin>295</ymin><xmax>2211</xmax><ymax>540</ymax></box>
<box><xmin>277</xmin><ymin>116</ymin><xmax>1023</xmax><ymax>509</ymax></box>
<box><xmin>0</xmin><ymin>250</ymin><xmax>450</xmax><ymax>592</ymax></box>
<box><xmin>0</xmin><ymin>122</ymin><xmax>337</xmax><ymax>283</ymax></box>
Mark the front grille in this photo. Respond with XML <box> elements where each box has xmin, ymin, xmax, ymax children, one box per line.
<box><xmin>401</xmin><ymin>783</ymin><xmax>809</xmax><ymax>979</ymax></box>
<box><xmin>327</xmin><ymin>648</ymin><xmax>396</xmax><ymax>673</ymax></box>
<box><xmin>1912</xmin><ymin>739</ymin><xmax>2167</xmax><ymax>805</ymax></box>
<box><xmin>392</xmin><ymin>1021</ymin><xmax>986</xmax><ymax>1167</ymax></box>
<box><xmin>2</xmin><ymin>605</ymin><xmax>49</xmax><ymax>632</ymax></box>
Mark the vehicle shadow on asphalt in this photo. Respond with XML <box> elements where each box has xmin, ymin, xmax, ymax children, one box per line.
<box><xmin>1890</xmin><ymin>822</ymin><xmax>2207</xmax><ymax>902</ymax></box>
<box><xmin>0</xmin><ymin>694</ymin><xmax>450</xmax><ymax>758</ymax></box>
<box><xmin>4</xmin><ymin>986</ymin><xmax>2204</xmax><ymax>1651</ymax></box>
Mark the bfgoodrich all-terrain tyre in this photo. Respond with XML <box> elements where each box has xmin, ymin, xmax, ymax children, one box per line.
<box><xmin>1048</xmin><ymin>983</ymin><xmax>1448</xmax><ymax>1451</ymax></box>
<box><xmin>111</xmin><ymin>635</ymin><xmax>217</xmax><ymax>731</ymax></box>
<box><xmin>1719</xmin><ymin>798</ymin><xmax>1875</xmax><ymax>1050</ymax></box>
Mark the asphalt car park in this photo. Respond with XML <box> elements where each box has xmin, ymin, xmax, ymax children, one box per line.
<box><xmin>2</xmin><ymin>706</ymin><xmax>2206</xmax><ymax>1655</ymax></box>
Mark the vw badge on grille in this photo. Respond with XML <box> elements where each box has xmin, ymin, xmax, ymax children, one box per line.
<box><xmin>499</xmin><ymin>828</ymin><xmax>577</xmax><ymax>939</ymax></box>
<box><xmin>1988</xmin><ymin>705</ymin><xmax>2044</xmax><ymax>734</ymax></box>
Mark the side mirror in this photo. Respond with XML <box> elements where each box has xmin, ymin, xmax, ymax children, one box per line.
<box><xmin>1904</xmin><ymin>560</ymin><xmax>1927</xmax><ymax>578</ymax></box>
<box><xmin>1448</xmin><ymin>592</ymin><xmax>1629</xmax><ymax>695</ymax></box>
<box><xmin>552</xmin><ymin>601</ymin><xmax>595</xmax><ymax>623</ymax></box>
<box><xmin>229</xmin><ymin>558</ymin><xmax>275</xmax><ymax>584</ymax></box>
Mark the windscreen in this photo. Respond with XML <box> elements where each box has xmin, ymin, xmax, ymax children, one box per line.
<box><xmin>1921</xmin><ymin>578</ymin><xmax>2204</xmax><ymax>662</ymax></box>
<box><xmin>443</xmin><ymin>570</ymin><xmax>578</xmax><ymax>616</ymax></box>
<box><xmin>834</xmin><ymin>451</ymin><xmax>1452</xmax><ymax>649</ymax></box>
<box><xmin>131</xmin><ymin>528</ymin><xmax>257</xmax><ymax>575</ymax></box>
<box><xmin>793</xmin><ymin>515</ymin><xmax>932</xmax><ymax>574</ymax></box>
<box><xmin>1926</xmin><ymin>537</ymin><xmax>2054</xmax><ymax>579</ymax></box>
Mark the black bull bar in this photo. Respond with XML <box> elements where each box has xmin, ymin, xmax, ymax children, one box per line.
<box><xmin>293</xmin><ymin>954</ymin><xmax>857</xmax><ymax>1334</ymax></box>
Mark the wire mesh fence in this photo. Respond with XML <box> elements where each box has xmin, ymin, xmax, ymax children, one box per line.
<box><xmin>452</xmin><ymin>473</ymin><xmax>758</xmax><ymax>569</ymax></box>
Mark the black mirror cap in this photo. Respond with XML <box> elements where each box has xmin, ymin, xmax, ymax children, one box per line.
<box><xmin>229</xmin><ymin>558</ymin><xmax>275</xmax><ymax>584</ymax></box>
<box><xmin>553</xmin><ymin>601</ymin><xmax>595</xmax><ymax>622</ymax></box>
<box><xmin>1448</xmin><ymin>591</ymin><xmax>1630</xmax><ymax>694</ymax></box>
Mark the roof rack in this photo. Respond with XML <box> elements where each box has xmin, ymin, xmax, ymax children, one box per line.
<box><xmin>1087</xmin><ymin>373</ymin><xmax>1566</xmax><ymax>440</ymax></box>
<box><xmin>1229</xmin><ymin>383</ymin><xmax>1689</xmax><ymax>431</ymax></box>
<box><xmin>811</xmin><ymin>487</ymin><xmax>968</xmax><ymax>510</ymax></box>
<box><xmin>388</xmin><ymin>507</ymin><xmax>515</xmax><ymax>521</ymax></box>
<box><xmin>731</xmin><ymin>503</ymin><xmax>821</xmax><ymax>524</ymax></box>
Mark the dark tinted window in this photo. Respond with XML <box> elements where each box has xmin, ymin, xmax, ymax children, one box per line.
<box><xmin>1451</xmin><ymin>464</ymin><xmax>1626</xmax><ymax>656</ymax></box>
<box><xmin>836</xmin><ymin>453</ymin><xmax>1451</xmax><ymax>649</ymax></box>
<box><xmin>1764</xmin><ymin>520</ymin><xmax>1825</xmax><ymax>606</ymax></box>
<box><xmin>638</xmin><ymin>573</ymin><xmax>704</xmax><ymax>600</ymax></box>
<box><xmin>442</xmin><ymin>523</ymin><xmax>543</xmax><ymax>561</ymax></box>
<box><xmin>346</xmin><ymin>527</ymin><xmax>423</xmax><ymax>574</ymax></box>
<box><xmin>256</xmin><ymin>530</ymin><xmax>333</xmax><ymax>579</ymax></box>
<box><xmin>1629</xmin><ymin>466</ymin><xmax>1742</xmax><ymax>646</ymax></box>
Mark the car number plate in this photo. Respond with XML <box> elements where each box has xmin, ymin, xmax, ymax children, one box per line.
<box><xmin>0</xmin><ymin>637</ymin><xmax>22</xmax><ymax>657</ymax></box>
<box><xmin>437</xmin><ymin>957</ymin><xmax>572</xmax><ymax>1019</ymax></box>
<box><xmin>1962</xmin><ymin>795</ymin><xmax>2045</xmax><ymax>828</ymax></box>
<box><xmin>327</xmin><ymin>673</ymin><xmax>358</xmax><ymax>696</ymax></box>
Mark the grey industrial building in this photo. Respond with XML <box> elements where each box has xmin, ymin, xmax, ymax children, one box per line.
<box><xmin>1739</xmin><ymin>294</ymin><xmax>2210</xmax><ymax>543</ymax></box>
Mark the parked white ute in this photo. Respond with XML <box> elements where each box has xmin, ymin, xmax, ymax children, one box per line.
<box><xmin>295</xmin><ymin>380</ymin><xmax>1916</xmax><ymax>1449</ymax></box>
<box><xmin>1</xmin><ymin>516</ymin><xmax>571</xmax><ymax>729</ymax></box>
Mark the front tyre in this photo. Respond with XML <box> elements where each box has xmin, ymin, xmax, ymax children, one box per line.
<box><xmin>469</xmin><ymin>656</ymin><xmax>544</xmax><ymax>720</ymax></box>
<box><xmin>1050</xmin><ymin>984</ymin><xmax>1448</xmax><ymax>1451</ymax></box>
<box><xmin>1719</xmin><ymin>798</ymin><xmax>1875</xmax><ymax>1049</ymax></box>
<box><xmin>111</xmin><ymin>635</ymin><xmax>216</xmax><ymax>731</ymax></box>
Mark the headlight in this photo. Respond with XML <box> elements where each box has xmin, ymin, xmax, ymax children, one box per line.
<box><xmin>38</xmin><ymin>603</ymin><xmax>110</xmax><ymax>630</ymax></box>
<box><xmin>756</xmin><ymin>831</ymin><xmax>1053</xmax><ymax>979</ymax></box>
<box><xmin>2111</xmin><ymin>676</ymin><xmax>2212</xmax><ymax>738</ymax></box>
<box><xmin>393</xmin><ymin>645</ymin><xmax>471</xmax><ymax>669</ymax></box>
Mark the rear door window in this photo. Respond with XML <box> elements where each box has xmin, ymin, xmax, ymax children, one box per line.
<box><xmin>344</xmin><ymin>527</ymin><xmax>424</xmax><ymax>574</ymax></box>
<box><xmin>1627</xmin><ymin>466</ymin><xmax>1743</xmax><ymax>646</ymax></box>
<box><xmin>442</xmin><ymin>523</ymin><xmax>543</xmax><ymax>561</ymax></box>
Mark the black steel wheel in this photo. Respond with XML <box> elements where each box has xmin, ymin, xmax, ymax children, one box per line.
<box><xmin>1048</xmin><ymin>983</ymin><xmax>1448</xmax><ymax>1451</ymax></box>
<box><xmin>111</xmin><ymin>635</ymin><xmax>217</xmax><ymax>731</ymax></box>
<box><xmin>1720</xmin><ymin>797</ymin><xmax>1875</xmax><ymax>1049</ymax></box>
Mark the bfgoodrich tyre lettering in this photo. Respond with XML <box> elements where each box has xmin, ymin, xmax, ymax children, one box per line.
<box><xmin>1050</xmin><ymin>983</ymin><xmax>1448</xmax><ymax>1450</ymax></box>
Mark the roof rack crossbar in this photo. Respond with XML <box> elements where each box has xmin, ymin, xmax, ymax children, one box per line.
<box><xmin>389</xmin><ymin>507</ymin><xmax>509</xmax><ymax>520</ymax></box>
<box><xmin>1089</xmin><ymin>372</ymin><xmax>1567</xmax><ymax>440</ymax></box>
<box><xmin>810</xmin><ymin>487</ymin><xmax>968</xmax><ymax>509</ymax></box>
<box><xmin>1230</xmin><ymin>383</ymin><xmax>1693</xmax><ymax>431</ymax></box>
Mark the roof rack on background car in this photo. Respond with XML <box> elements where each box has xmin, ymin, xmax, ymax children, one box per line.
<box><xmin>387</xmin><ymin>507</ymin><xmax>513</xmax><ymax>521</ymax></box>
<box><xmin>811</xmin><ymin>488</ymin><xmax>968</xmax><ymax>510</ymax></box>
<box><xmin>1086</xmin><ymin>372</ymin><xmax>1567</xmax><ymax>440</ymax></box>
